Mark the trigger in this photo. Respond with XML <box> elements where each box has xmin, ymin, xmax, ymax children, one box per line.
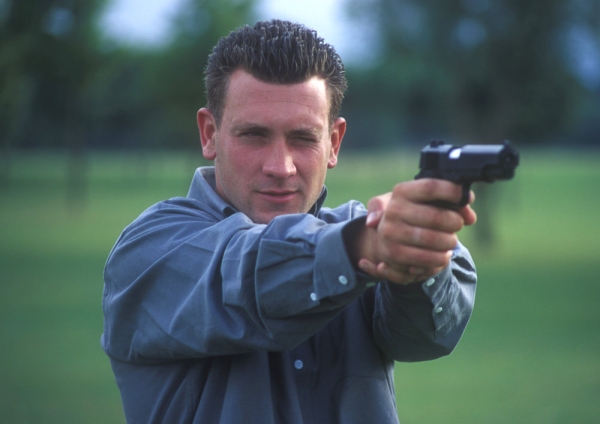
<box><xmin>458</xmin><ymin>183</ymin><xmax>471</xmax><ymax>207</ymax></box>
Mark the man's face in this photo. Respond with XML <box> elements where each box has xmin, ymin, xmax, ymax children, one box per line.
<box><xmin>198</xmin><ymin>70</ymin><xmax>346</xmax><ymax>224</ymax></box>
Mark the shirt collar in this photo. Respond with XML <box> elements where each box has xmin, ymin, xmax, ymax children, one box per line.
<box><xmin>187</xmin><ymin>166</ymin><xmax>328</xmax><ymax>219</ymax></box>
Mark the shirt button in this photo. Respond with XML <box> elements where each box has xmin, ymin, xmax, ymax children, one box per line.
<box><xmin>310</xmin><ymin>292</ymin><xmax>317</xmax><ymax>301</ymax></box>
<box><xmin>426</xmin><ymin>278</ymin><xmax>435</xmax><ymax>287</ymax></box>
<box><xmin>435</xmin><ymin>306</ymin><xmax>443</xmax><ymax>314</ymax></box>
<box><xmin>294</xmin><ymin>360</ymin><xmax>304</xmax><ymax>370</ymax></box>
<box><xmin>338</xmin><ymin>275</ymin><xmax>348</xmax><ymax>285</ymax></box>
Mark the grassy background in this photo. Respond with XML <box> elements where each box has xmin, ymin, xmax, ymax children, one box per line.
<box><xmin>0</xmin><ymin>149</ymin><xmax>598</xmax><ymax>423</ymax></box>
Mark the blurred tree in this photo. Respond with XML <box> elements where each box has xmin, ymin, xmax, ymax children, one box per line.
<box><xmin>151</xmin><ymin>0</ymin><xmax>256</xmax><ymax>149</ymax></box>
<box><xmin>0</xmin><ymin>0</ymin><xmax>257</xmax><ymax>204</ymax></box>
<box><xmin>0</xmin><ymin>0</ymin><xmax>107</xmax><ymax>145</ymax></box>
<box><xmin>92</xmin><ymin>0</ymin><xmax>256</xmax><ymax>151</ymax></box>
<box><xmin>0</xmin><ymin>0</ymin><xmax>106</xmax><ymax>205</ymax></box>
<box><xmin>345</xmin><ymin>0</ymin><xmax>594</xmax><ymax>147</ymax></box>
<box><xmin>1</xmin><ymin>0</ymin><xmax>257</xmax><ymax>153</ymax></box>
<box><xmin>343</xmin><ymin>0</ymin><xmax>597</xmax><ymax>247</ymax></box>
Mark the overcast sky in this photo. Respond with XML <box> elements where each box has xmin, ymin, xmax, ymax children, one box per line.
<box><xmin>100</xmin><ymin>0</ymin><xmax>375</xmax><ymax>63</ymax></box>
<box><xmin>100</xmin><ymin>0</ymin><xmax>598</xmax><ymax>87</ymax></box>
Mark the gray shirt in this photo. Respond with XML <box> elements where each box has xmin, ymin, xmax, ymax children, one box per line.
<box><xmin>102</xmin><ymin>166</ymin><xmax>476</xmax><ymax>423</ymax></box>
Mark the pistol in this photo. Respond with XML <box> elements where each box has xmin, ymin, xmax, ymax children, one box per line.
<box><xmin>415</xmin><ymin>140</ymin><xmax>519</xmax><ymax>208</ymax></box>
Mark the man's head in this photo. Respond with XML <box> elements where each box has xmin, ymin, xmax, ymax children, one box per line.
<box><xmin>204</xmin><ymin>19</ymin><xmax>347</xmax><ymax>128</ymax></box>
<box><xmin>197</xmin><ymin>20</ymin><xmax>347</xmax><ymax>224</ymax></box>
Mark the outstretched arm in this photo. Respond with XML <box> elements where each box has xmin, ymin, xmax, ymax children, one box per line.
<box><xmin>344</xmin><ymin>178</ymin><xmax>478</xmax><ymax>361</ymax></box>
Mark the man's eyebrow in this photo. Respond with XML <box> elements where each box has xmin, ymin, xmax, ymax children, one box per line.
<box><xmin>287</xmin><ymin>127</ymin><xmax>323</xmax><ymax>138</ymax></box>
<box><xmin>231</xmin><ymin>123</ymin><xmax>271</xmax><ymax>134</ymax></box>
<box><xmin>231</xmin><ymin>123</ymin><xmax>324</xmax><ymax>138</ymax></box>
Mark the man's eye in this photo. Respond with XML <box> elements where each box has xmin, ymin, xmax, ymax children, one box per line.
<box><xmin>294</xmin><ymin>136</ymin><xmax>317</xmax><ymax>144</ymax></box>
<box><xmin>240</xmin><ymin>131</ymin><xmax>264</xmax><ymax>139</ymax></box>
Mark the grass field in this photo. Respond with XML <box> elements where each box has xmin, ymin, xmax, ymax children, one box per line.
<box><xmin>0</xmin><ymin>149</ymin><xmax>598</xmax><ymax>423</ymax></box>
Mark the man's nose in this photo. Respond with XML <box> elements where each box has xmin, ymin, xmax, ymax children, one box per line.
<box><xmin>262</xmin><ymin>140</ymin><xmax>296</xmax><ymax>178</ymax></box>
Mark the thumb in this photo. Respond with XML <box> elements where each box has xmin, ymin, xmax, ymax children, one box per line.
<box><xmin>365</xmin><ymin>193</ymin><xmax>390</xmax><ymax>228</ymax></box>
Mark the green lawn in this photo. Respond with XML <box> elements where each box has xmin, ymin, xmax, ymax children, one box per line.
<box><xmin>0</xmin><ymin>149</ymin><xmax>598</xmax><ymax>423</ymax></box>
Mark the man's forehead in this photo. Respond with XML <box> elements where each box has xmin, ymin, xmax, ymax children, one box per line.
<box><xmin>227</xmin><ymin>69</ymin><xmax>326</xmax><ymax>93</ymax></box>
<box><xmin>222</xmin><ymin>70</ymin><xmax>330</xmax><ymax>118</ymax></box>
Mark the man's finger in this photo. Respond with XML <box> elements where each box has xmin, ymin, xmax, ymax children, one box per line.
<box><xmin>394</xmin><ymin>179</ymin><xmax>464</xmax><ymax>205</ymax></box>
<box><xmin>365</xmin><ymin>193</ymin><xmax>391</xmax><ymax>228</ymax></box>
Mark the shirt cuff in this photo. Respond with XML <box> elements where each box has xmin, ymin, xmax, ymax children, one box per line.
<box><xmin>312</xmin><ymin>220</ymin><xmax>372</xmax><ymax>302</ymax></box>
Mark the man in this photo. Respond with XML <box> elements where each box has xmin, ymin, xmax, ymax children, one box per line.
<box><xmin>102</xmin><ymin>19</ymin><xmax>477</xmax><ymax>423</ymax></box>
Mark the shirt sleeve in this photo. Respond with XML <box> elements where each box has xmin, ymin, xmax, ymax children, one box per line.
<box><xmin>370</xmin><ymin>242</ymin><xmax>477</xmax><ymax>362</ymax></box>
<box><xmin>102</xmin><ymin>198</ymin><xmax>373</xmax><ymax>363</ymax></box>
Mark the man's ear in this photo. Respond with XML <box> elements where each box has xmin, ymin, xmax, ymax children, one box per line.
<box><xmin>197</xmin><ymin>108</ymin><xmax>217</xmax><ymax>160</ymax></box>
<box><xmin>328</xmin><ymin>117</ymin><xmax>346</xmax><ymax>169</ymax></box>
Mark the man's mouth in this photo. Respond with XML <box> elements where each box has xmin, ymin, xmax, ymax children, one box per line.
<box><xmin>258</xmin><ymin>190</ymin><xmax>298</xmax><ymax>204</ymax></box>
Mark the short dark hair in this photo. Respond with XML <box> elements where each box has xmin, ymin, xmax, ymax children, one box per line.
<box><xmin>204</xmin><ymin>19</ymin><xmax>347</xmax><ymax>128</ymax></box>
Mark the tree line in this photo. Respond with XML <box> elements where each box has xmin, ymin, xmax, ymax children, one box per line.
<box><xmin>1</xmin><ymin>0</ymin><xmax>599</xmax><ymax>156</ymax></box>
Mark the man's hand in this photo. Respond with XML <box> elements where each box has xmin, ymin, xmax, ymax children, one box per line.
<box><xmin>352</xmin><ymin>179</ymin><xmax>477</xmax><ymax>285</ymax></box>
